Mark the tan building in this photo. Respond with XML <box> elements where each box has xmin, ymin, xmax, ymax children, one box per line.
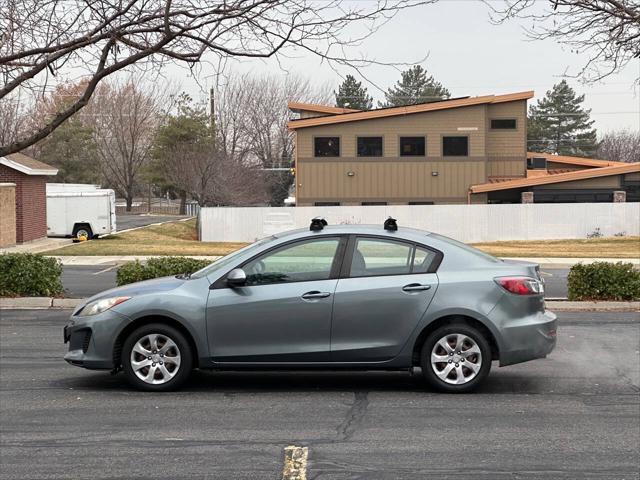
<box><xmin>288</xmin><ymin>93</ymin><xmax>640</xmax><ymax>205</ymax></box>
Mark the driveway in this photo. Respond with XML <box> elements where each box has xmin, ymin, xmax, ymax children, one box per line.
<box><xmin>0</xmin><ymin>310</ymin><xmax>638</xmax><ymax>479</ymax></box>
<box><xmin>116</xmin><ymin>214</ymin><xmax>190</xmax><ymax>232</ymax></box>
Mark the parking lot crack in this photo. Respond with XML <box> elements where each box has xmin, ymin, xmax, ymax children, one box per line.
<box><xmin>336</xmin><ymin>391</ymin><xmax>369</xmax><ymax>441</ymax></box>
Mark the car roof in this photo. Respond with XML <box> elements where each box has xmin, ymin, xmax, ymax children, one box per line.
<box><xmin>273</xmin><ymin>224</ymin><xmax>433</xmax><ymax>242</ymax></box>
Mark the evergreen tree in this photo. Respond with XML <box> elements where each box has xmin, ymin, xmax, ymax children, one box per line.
<box><xmin>148</xmin><ymin>93</ymin><xmax>212</xmax><ymax>213</ymax></box>
<box><xmin>528</xmin><ymin>80</ymin><xmax>598</xmax><ymax>157</ymax></box>
<box><xmin>36</xmin><ymin>120</ymin><xmax>101</xmax><ymax>184</ymax></box>
<box><xmin>334</xmin><ymin>75</ymin><xmax>373</xmax><ymax>110</ymax></box>
<box><xmin>380</xmin><ymin>65</ymin><xmax>450</xmax><ymax>107</ymax></box>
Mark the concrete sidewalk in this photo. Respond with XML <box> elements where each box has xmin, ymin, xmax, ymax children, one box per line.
<box><xmin>39</xmin><ymin>255</ymin><xmax>640</xmax><ymax>267</ymax></box>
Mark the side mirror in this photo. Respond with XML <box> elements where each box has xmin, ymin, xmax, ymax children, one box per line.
<box><xmin>226</xmin><ymin>268</ymin><xmax>247</xmax><ymax>287</ymax></box>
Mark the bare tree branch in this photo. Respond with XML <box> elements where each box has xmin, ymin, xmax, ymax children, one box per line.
<box><xmin>0</xmin><ymin>0</ymin><xmax>432</xmax><ymax>156</ymax></box>
<box><xmin>485</xmin><ymin>0</ymin><xmax>640</xmax><ymax>84</ymax></box>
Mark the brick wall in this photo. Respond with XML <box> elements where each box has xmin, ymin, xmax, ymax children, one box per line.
<box><xmin>0</xmin><ymin>165</ymin><xmax>48</xmax><ymax>243</ymax></box>
<box><xmin>0</xmin><ymin>183</ymin><xmax>16</xmax><ymax>247</ymax></box>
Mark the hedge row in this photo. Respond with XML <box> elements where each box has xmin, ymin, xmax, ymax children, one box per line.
<box><xmin>117</xmin><ymin>256</ymin><xmax>211</xmax><ymax>286</ymax></box>
<box><xmin>567</xmin><ymin>262</ymin><xmax>640</xmax><ymax>301</ymax></box>
<box><xmin>0</xmin><ymin>254</ymin><xmax>63</xmax><ymax>297</ymax></box>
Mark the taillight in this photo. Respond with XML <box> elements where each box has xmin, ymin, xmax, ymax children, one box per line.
<box><xmin>495</xmin><ymin>276</ymin><xmax>543</xmax><ymax>295</ymax></box>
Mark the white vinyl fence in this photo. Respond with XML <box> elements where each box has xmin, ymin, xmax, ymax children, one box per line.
<box><xmin>199</xmin><ymin>203</ymin><xmax>640</xmax><ymax>243</ymax></box>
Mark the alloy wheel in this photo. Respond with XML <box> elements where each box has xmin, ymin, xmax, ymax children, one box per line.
<box><xmin>430</xmin><ymin>333</ymin><xmax>482</xmax><ymax>385</ymax></box>
<box><xmin>130</xmin><ymin>333</ymin><xmax>182</xmax><ymax>385</ymax></box>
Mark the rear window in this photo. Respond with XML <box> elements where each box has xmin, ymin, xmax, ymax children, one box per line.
<box><xmin>428</xmin><ymin>233</ymin><xmax>501</xmax><ymax>263</ymax></box>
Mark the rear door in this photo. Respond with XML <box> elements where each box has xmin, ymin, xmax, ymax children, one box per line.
<box><xmin>330</xmin><ymin>236</ymin><xmax>440</xmax><ymax>362</ymax></box>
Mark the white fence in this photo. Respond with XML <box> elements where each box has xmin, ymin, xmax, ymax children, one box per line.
<box><xmin>199</xmin><ymin>203</ymin><xmax>640</xmax><ymax>243</ymax></box>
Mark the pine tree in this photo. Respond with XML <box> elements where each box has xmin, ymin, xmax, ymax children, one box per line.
<box><xmin>380</xmin><ymin>66</ymin><xmax>450</xmax><ymax>107</ymax></box>
<box><xmin>334</xmin><ymin>75</ymin><xmax>373</xmax><ymax>110</ymax></box>
<box><xmin>527</xmin><ymin>80</ymin><xmax>598</xmax><ymax>157</ymax></box>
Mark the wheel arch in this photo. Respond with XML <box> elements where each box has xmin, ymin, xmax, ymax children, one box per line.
<box><xmin>113</xmin><ymin>315</ymin><xmax>200</xmax><ymax>370</ymax></box>
<box><xmin>411</xmin><ymin>314</ymin><xmax>500</xmax><ymax>366</ymax></box>
<box><xmin>72</xmin><ymin>222</ymin><xmax>94</xmax><ymax>238</ymax></box>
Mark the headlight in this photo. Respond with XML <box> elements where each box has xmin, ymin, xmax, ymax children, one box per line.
<box><xmin>77</xmin><ymin>296</ymin><xmax>130</xmax><ymax>316</ymax></box>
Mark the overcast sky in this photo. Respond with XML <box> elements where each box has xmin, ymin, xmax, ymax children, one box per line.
<box><xmin>173</xmin><ymin>1</ymin><xmax>639</xmax><ymax>135</ymax></box>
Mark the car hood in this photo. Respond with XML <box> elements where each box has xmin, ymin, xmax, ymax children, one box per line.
<box><xmin>80</xmin><ymin>275</ymin><xmax>187</xmax><ymax>306</ymax></box>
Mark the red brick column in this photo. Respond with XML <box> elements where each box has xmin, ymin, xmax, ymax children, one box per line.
<box><xmin>613</xmin><ymin>191</ymin><xmax>626</xmax><ymax>203</ymax></box>
<box><xmin>521</xmin><ymin>191</ymin><xmax>534</xmax><ymax>204</ymax></box>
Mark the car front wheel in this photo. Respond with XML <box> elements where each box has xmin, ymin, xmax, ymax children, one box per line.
<box><xmin>421</xmin><ymin>323</ymin><xmax>492</xmax><ymax>393</ymax></box>
<box><xmin>122</xmin><ymin>324</ymin><xmax>193</xmax><ymax>391</ymax></box>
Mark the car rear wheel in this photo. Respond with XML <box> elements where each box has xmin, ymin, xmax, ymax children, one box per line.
<box><xmin>122</xmin><ymin>324</ymin><xmax>193</xmax><ymax>391</ymax></box>
<box><xmin>421</xmin><ymin>323</ymin><xmax>492</xmax><ymax>393</ymax></box>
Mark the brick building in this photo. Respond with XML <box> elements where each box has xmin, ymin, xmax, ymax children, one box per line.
<box><xmin>0</xmin><ymin>153</ymin><xmax>58</xmax><ymax>244</ymax></box>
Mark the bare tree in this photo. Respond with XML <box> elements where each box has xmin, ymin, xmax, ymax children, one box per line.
<box><xmin>241</xmin><ymin>74</ymin><xmax>332</xmax><ymax>168</ymax></box>
<box><xmin>486</xmin><ymin>1</ymin><xmax>640</xmax><ymax>83</ymax></box>
<box><xmin>0</xmin><ymin>0</ymin><xmax>429</xmax><ymax>156</ymax></box>
<box><xmin>92</xmin><ymin>78</ymin><xmax>166</xmax><ymax>210</ymax></box>
<box><xmin>0</xmin><ymin>92</ymin><xmax>27</xmax><ymax>148</ymax></box>
<box><xmin>597</xmin><ymin>129</ymin><xmax>640</xmax><ymax>162</ymax></box>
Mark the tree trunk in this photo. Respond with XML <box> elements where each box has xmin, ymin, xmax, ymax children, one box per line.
<box><xmin>126</xmin><ymin>195</ymin><xmax>133</xmax><ymax>212</ymax></box>
<box><xmin>179</xmin><ymin>191</ymin><xmax>187</xmax><ymax>215</ymax></box>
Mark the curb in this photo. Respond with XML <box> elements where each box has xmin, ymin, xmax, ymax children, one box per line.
<box><xmin>1</xmin><ymin>298</ymin><xmax>638</xmax><ymax>312</ymax></box>
<box><xmin>0</xmin><ymin>297</ymin><xmax>83</xmax><ymax>309</ymax></box>
<box><xmin>545</xmin><ymin>300</ymin><xmax>640</xmax><ymax>312</ymax></box>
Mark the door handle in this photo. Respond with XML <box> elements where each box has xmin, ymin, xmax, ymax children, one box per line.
<box><xmin>301</xmin><ymin>291</ymin><xmax>331</xmax><ymax>299</ymax></box>
<box><xmin>402</xmin><ymin>283</ymin><xmax>431</xmax><ymax>292</ymax></box>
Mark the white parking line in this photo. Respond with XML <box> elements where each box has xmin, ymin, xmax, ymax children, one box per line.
<box><xmin>92</xmin><ymin>265</ymin><xmax>119</xmax><ymax>275</ymax></box>
<box><xmin>282</xmin><ymin>445</ymin><xmax>308</xmax><ymax>480</ymax></box>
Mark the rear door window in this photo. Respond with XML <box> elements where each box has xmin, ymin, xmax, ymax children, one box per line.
<box><xmin>349</xmin><ymin>238</ymin><xmax>413</xmax><ymax>277</ymax></box>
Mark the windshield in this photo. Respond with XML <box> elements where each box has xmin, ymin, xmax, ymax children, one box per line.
<box><xmin>190</xmin><ymin>236</ymin><xmax>275</xmax><ymax>279</ymax></box>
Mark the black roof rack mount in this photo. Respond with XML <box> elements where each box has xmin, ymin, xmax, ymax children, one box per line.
<box><xmin>384</xmin><ymin>217</ymin><xmax>398</xmax><ymax>231</ymax></box>
<box><xmin>310</xmin><ymin>217</ymin><xmax>328</xmax><ymax>231</ymax></box>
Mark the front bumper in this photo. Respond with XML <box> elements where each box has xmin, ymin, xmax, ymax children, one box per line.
<box><xmin>498</xmin><ymin>310</ymin><xmax>557</xmax><ymax>367</ymax></box>
<box><xmin>64</xmin><ymin>309</ymin><xmax>130</xmax><ymax>370</ymax></box>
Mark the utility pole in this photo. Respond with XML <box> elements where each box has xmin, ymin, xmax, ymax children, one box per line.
<box><xmin>209</xmin><ymin>87</ymin><xmax>215</xmax><ymax>132</ymax></box>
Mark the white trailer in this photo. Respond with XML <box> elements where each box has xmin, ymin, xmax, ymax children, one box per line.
<box><xmin>46</xmin><ymin>183</ymin><xmax>117</xmax><ymax>239</ymax></box>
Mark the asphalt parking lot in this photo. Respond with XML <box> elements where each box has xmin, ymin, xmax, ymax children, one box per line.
<box><xmin>0</xmin><ymin>309</ymin><xmax>638</xmax><ymax>479</ymax></box>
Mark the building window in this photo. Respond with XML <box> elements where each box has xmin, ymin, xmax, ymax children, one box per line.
<box><xmin>400</xmin><ymin>136</ymin><xmax>425</xmax><ymax>156</ymax></box>
<box><xmin>357</xmin><ymin>137</ymin><xmax>383</xmax><ymax>157</ymax></box>
<box><xmin>314</xmin><ymin>202</ymin><xmax>340</xmax><ymax>206</ymax></box>
<box><xmin>314</xmin><ymin>137</ymin><xmax>340</xmax><ymax>157</ymax></box>
<box><xmin>362</xmin><ymin>202</ymin><xmax>387</xmax><ymax>206</ymax></box>
<box><xmin>491</xmin><ymin>119</ymin><xmax>517</xmax><ymax>129</ymax></box>
<box><xmin>443</xmin><ymin>136</ymin><xmax>468</xmax><ymax>156</ymax></box>
<box><xmin>408</xmin><ymin>201</ymin><xmax>434</xmax><ymax>205</ymax></box>
<box><xmin>527</xmin><ymin>157</ymin><xmax>547</xmax><ymax>170</ymax></box>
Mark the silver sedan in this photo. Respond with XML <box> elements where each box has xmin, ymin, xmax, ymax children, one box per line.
<box><xmin>64</xmin><ymin>219</ymin><xmax>557</xmax><ymax>393</ymax></box>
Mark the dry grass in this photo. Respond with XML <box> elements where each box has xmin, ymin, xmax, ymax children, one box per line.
<box><xmin>472</xmin><ymin>236</ymin><xmax>640</xmax><ymax>258</ymax></box>
<box><xmin>44</xmin><ymin>218</ymin><xmax>640</xmax><ymax>259</ymax></box>
<box><xmin>44</xmin><ymin>219</ymin><xmax>248</xmax><ymax>256</ymax></box>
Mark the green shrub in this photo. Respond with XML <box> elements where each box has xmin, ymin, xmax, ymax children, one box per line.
<box><xmin>117</xmin><ymin>256</ymin><xmax>211</xmax><ymax>286</ymax></box>
<box><xmin>567</xmin><ymin>262</ymin><xmax>640</xmax><ymax>301</ymax></box>
<box><xmin>0</xmin><ymin>253</ymin><xmax>63</xmax><ymax>297</ymax></box>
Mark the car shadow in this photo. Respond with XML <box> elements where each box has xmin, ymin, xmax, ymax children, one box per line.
<box><xmin>55</xmin><ymin>368</ymin><xmax>553</xmax><ymax>395</ymax></box>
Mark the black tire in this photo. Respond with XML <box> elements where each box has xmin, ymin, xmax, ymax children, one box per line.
<box><xmin>420</xmin><ymin>323</ymin><xmax>492</xmax><ymax>393</ymax></box>
<box><xmin>121</xmin><ymin>323</ymin><xmax>193</xmax><ymax>392</ymax></box>
<box><xmin>72</xmin><ymin>224</ymin><xmax>93</xmax><ymax>240</ymax></box>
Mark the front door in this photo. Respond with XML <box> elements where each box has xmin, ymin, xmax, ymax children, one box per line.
<box><xmin>207</xmin><ymin>236</ymin><xmax>345</xmax><ymax>363</ymax></box>
<box><xmin>331</xmin><ymin>236</ymin><xmax>439</xmax><ymax>362</ymax></box>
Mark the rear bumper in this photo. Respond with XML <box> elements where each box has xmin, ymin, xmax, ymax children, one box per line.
<box><xmin>498</xmin><ymin>310</ymin><xmax>557</xmax><ymax>367</ymax></box>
